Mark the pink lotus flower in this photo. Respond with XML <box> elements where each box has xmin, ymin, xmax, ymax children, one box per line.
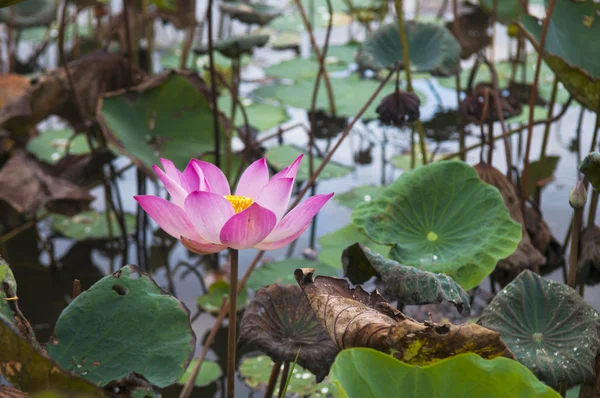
<box><xmin>135</xmin><ymin>155</ymin><xmax>333</xmax><ymax>254</ymax></box>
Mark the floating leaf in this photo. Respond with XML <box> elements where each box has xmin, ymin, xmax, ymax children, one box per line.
<box><xmin>390</xmin><ymin>147</ymin><xmax>438</xmax><ymax>170</ymax></box>
<box><xmin>239</xmin><ymin>284</ymin><xmax>338</xmax><ymax>381</ymax></box>
<box><xmin>197</xmin><ymin>280</ymin><xmax>248</xmax><ymax>314</ymax></box>
<box><xmin>213</xmin><ymin>34</ymin><xmax>270</xmax><ymax>59</ymax></box>
<box><xmin>219</xmin><ymin>2</ymin><xmax>282</xmax><ymax>26</ymax></box>
<box><xmin>27</xmin><ymin>130</ymin><xmax>91</xmax><ymax>164</ymax></box>
<box><xmin>294</xmin><ymin>268</ymin><xmax>514</xmax><ymax>364</ymax></box>
<box><xmin>352</xmin><ymin>160</ymin><xmax>521</xmax><ymax>290</ymax></box>
<box><xmin>218</xmin><ymin>95</ymin><xmax>289</xmax><ymax>132</ymax></box>
<box><xmin>99</xmin><ymin>70</ymin><xmax>225</xmax><ymax>174</ymax></box>
<box><xmin>334</xmin><ymin>185</ymin><xmax>385</xmax><ymax>208</ymax></box>
<box><xmin>47</xmin><ymin>265</ymin><xmax>195</xmax><ymax>388</ymax></box>
<box><xmin>520</xmin><ymin>1</ymin><xmax>600</xmax><ymax>110</ymax></box>
<box><xmin>330</xmin><ymin>348</ymin><xmax>560</xmax><ymax>398</ymax></box>
<box><xmin>0</xmin><ymin>318</ymin><xmax>105</xmax><ymax>396</ymax></box>
<box><xmin>478</xmin><ymin>270</ymin><xmax>600</xmax><ymax>389</ymax></box>
<box><xmin>178</xmin><ymin>359</ymin><xmax>222</xmax><ymax>387</ymax></box>
<box><xmin>246</xmin><ymin>259</ymin><xmax>338</xmax><ymax>290</ymax></box>
<box><xmin>51</xmin><ymin>211</ymin><xmax>137</xmax><ymax>240</ymax></box>
<box><xmin>239</xmin><ymin>355</ymin><xmax>333</xmax><ymax>397</ymax></box>
<box><xmin>356</xmin><ymin>22</ymin><xmax>461</xmax><ymax>76</ymax></box>
<box><xmin>254</xmin><ymin>74</ymin><xmax>426</xmax><ymax>118</ymax></box>
<box><xmin>318</xmin><ymin>224</ymin><xmax>390</xmax><ymax>269</ymax></box>
<box><xmin>265</xmin><ymin>145</ymin><xmax>353</xmax><ymax>181</ymax></box>
<box><xmin>342</xmin><ymin>243</ymin><xmax>471</xmax><ymax>316</ymax></box>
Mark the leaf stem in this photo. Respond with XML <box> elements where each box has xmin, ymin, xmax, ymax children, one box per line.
<box><xmin>278</xmin><ymin>362</ymin><xmax>290</xmax><ymax>398</ymax></box>
<box><xmin>206</xmin><ymin>0</ymin><xmax>220</xmax><ymax>168</ymax></box>
<box><xmin>264</xmin><ymin>361</ymin><xmax>282</xmax><ymax>398</ymax></box>
<box><xmin>227</xmin><ymin>248</ymin><xmax>239</xmax><ymax>398</ymax></box>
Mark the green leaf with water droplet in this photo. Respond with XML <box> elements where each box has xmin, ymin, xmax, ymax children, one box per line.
<box><xmin>27</xmin><ymin>129</ymin><xmax>91</xmax><ymax>164</ymax></box>
<box><xmin>51</xmin><ymin>210</ymin><xmax>137</xmax><ymax>240</ymax></box>
<box><xmin>334</xmin><ymin>185</ymin><xmax>385</xmax><ymax>209</ymax></box>
<box><xmin>342</xmin><ymin>243</ymin><xmax>471</xmax><ymax>315</ymax></box>
<box><xmin>352</xmin><ymin>160</ymin><xmax>521</xmax><ymax>290</ymax></box>
<box><xmin>479</xmin><ymin>270</ymin><xmax>600</xmax><ymax>389</ymax></box>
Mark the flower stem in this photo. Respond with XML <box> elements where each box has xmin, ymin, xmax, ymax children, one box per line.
<box><xmin>264</xmin><ymin>361</ymin><xmax>282</xmax><ymax>398</ymax></box>
<box><xmin>568</xmin><ymin>208</ymin><xmax>582</xmax><ymax>288</ymax></box>
<box><xmin>227</xmin><ymin>248</ymin><xmax>239</xmax><ymax>398</ymax></box>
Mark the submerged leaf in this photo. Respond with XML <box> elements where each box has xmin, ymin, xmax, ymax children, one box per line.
<box><xmin>352</xmin><ymin>160</ymin><xmax>521</xmax><ymax>290</ymax></box>
<box><xmin>239</xmin><ymin>284</ymin><xmax>337</xmax><ymax>381</ymax></box>
<box><xmin>51</xmin><ymin>211</ymin><xmax>137</xmax><ymax>241</ymax></box>
<box><xmin>478</xmin><ymin>270</ymin><xmax>600</xmax><ymax>389</ymax></box>
<box><xmin>295</xmin><ymin>268</ymin><xmax>514</xmax><ymax>365</ymax></box>
<box><xmin>330</xmin><ymin>348</ymin><xmax>560</xmax><ymax>398</ymax></box>
<box><xmin>265</xmin><ymin>145</ymin><xmax>353</xmax><ymax>181</ymax></box>
<box><xmin>48</xmin><ymin>265</ymin><xmax>196</xmax><ymax>388</ymax></box>
<box><xmin>342</xmin><ymin>244</ymin><xmax>470</xmax><ymax>316</ymax></box>
<box><xmin>357</xmin><ymin>22</ymin><xmax>461</xmax><ymax>76</ymax></box>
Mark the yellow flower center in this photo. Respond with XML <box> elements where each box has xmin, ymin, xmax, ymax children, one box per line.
<box><xmin>224</xmin><ymin>195</ymin><xmax>253</xmax><ymax>214</ymax></box>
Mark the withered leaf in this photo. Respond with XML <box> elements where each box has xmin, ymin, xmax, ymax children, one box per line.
<box><xmin>445</xmin><ymin>3</ymin><xmax>491</xmax><ymax>59</ymax></box>
<box><xmin>342</xmin><ymin>243</ymin><xmax>471</xmax><ymax>316</ymax></box>
<box><xmin>459</xmin><ymin>83</ymin><xmax>522</xmax><ymax>125</ymax></box>
<box><xmin>294</xmin><ymin>268</ymin><xmax>514</xmax><ymax>366</ymax></box>
<box><xmin>0</xmin><ymin>153</ymin><xmax>93</xmax><ymax>217</ymax></box>
<box><xmin>474</xmin><ymin>163</ymin><xmax>545</xmax><ymax>271</ymax></box>
<box><xmin>238</xmin><ymin>284</ymin><xmax>337</xmax><ymax>382</ymax></box>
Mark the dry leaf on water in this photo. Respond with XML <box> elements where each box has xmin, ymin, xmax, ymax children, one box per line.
<box><xmin>238</xmin><ymin>284</ymin><xmax>337</xmax><ymax>382</ymax></box>
<box><xmin>294</xmin><ymin>268</ymin><xmax>514</xmax><ymax>366</ymax></box>
<box><xmin>474</xmin><ymin>163</ymin><xmax>545</xmax><ymax>271</ymax></box>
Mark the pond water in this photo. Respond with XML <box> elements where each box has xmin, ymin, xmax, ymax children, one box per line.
<box><xmin>1</xmin><ymin>0</ymin><xmax>598</xmax><ymax>397</ymax></box>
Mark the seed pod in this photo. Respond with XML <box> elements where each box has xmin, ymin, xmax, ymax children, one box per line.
<box><xmin>376</xmin><ymin>90</ymin><xmax>420</xmax><ymax>127</ymax></box>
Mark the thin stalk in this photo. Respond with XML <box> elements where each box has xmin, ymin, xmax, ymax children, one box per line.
<box><xmin>206</xmin><ymin>0</ymin><xmax>221</xmax><ymax>168</ymax></box>
<box><xmin>452</xmin><ymin>0</ymin><xmax>465</xmax><ymax>160</ymax></box>
<box><xmin>264</xmin><ymin>362</ymin><xmax>282</xmax><ymax>398</ymax></box>
<box><xmin>180</xmin><ymin>22</ymin><xmax>196</xmax><ymax>69</ymax></box>
<box><xmin>589</xmin><ymin>191</ymin><xmax>599</xmax><ymax>228</ymax></box>
<box><xmin>142</xmin><ymin>0</ymin><xmax>154</xmax><ymax>73</ymax></box>
<box><xmin>278</xmin><ymin>362</ymin><xmax>290</xmax><ymax>398</ymax></box>
<box><xmin>540</xmin><ymin>77</ymin><xmax>559</xmax><ymax>158</ymax></box>
<box><xmin>394</xmin><ymin>0</ymin><xmax>428</xmax><ymax>165</ymax></box>
<box><xmin>280</xmin><ymin>348</ymin><xmax>301</xmax><ymax>398</ymax></box>
<box><xmin>72</xmin><ymin>279</ymin><xmax>81</xmax><ymax>299</ymax></box>
<box><xmin>568</xmin><ymin>208</ymin><xmax>582</xmax><ymax>288</ymax></box>
<box><xmin>178</xmin><ymin>297</ymin><xmax>228</xmax><ymax>398</ymax></box>
<box><xmin>227</xmin><ymin>248</ymin><xmax>239</xmax><ymax>398</ymax></box>
<box><xmin>7</xmin><ymin>6</ymin><xmax>14</xmax><ymax>73</ymax></box>
<box><xmin>559</xmin><ymin>381</ymin><xmax>567</xmax><ymax>397</ymax></box>
<box><xmin>521</xmin><ymin>0</ymin><xmax>557</xmax><ymax>217</ymax></box>
<box><xmin>226</xmin><ymin>57</ymin><xmax>241</xmax><ymax>179</ymax></box>
<box><xmin>293</xmin><ymin>0</ymin><xmax>336</xmax><ymax>115</ymax></box>
<box><xmin>122</xmin><ymin>0</ymin><xmax>135</xmax><ymax>76</ymax></box>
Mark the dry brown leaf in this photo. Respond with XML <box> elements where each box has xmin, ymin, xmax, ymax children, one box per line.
<box><xmin>524</xmin><ymin>205</ymin><xmax>564</xmax><ymax>274</ymax></box>
<box><xmin>0</xmin><ymin>385</ymin><xmax>28</xmax><ymax>398</ymax></box>
<box><xmin>0</xmin><ymin>75</ymin><xmax>31</xmax><ymax>110</ymax></box>
<box><xmin>445</xmin><ymin>4</ymin><xmax>491</xmax><ymax>59</ymax></box>
<box><xmin>0</xmin><ymin>153</ymin><xmax>93</xmax><ymax>218</ymax></box>
<box><xmin>0</xmin><ymin>51</ymin><xmax>145</xmax><ymax>135</ymax></box>
<box><xmin>460</xmin><ymin>83</ymin><xmax>522</xmax><ymax>125</ymax></box>
<box><xmin>153</xmin><ymin>0</ymin><xmax>196</xmax><ymax>29</ymax></box>
<box><xmin>294</xmin><ymin>268</ymin><xmax>514</xmax><ymax>366</ymax></box>
<box><xmin>474</xmin><ymin>163</ymin><xmax>545</xmax><ymax>271</ymax></box>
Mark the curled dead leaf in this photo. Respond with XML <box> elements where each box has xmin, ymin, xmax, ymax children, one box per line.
<box><xmin>445</xmin><ymin>4</ymin><xmax>491</xmax><ymax>59</ymax></box>
<box><xmin>474</xmin><ymin>163</ymin><xmax>545</xmax><ymax>271</ymax></box>
<box><xmin>238</xmin><ymin>284</ymin><xmax>337</xmax><ymax>382</ymax></box>
<box><xmin>459</xmin><ymin>83</ymin><xmax>522</xmax><ymax>125</ymax></box>
<box><xmin>294</xmin><ymin>268</ymin><xmax>514</xmax><ymax>366</ymax></box>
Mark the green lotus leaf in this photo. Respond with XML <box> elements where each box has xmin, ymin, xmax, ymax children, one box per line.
<box><xmin>0</xmin><ymin>318</ymin><xmax>105</xmax><ymax>396</ymax></box>
<box><xmin>523</xmin><ymin>156</ymin><xmax>560</xmax><ymax>197</ymax></box>
<box><xmin>342</xmin><ymin>243</ymin><xmax>471</xmax><ymax>315</ymax></box>
<box><xmin>356</xmin><ymin>22</ymin><xmax>461</xmax><ymax>77</ymax></box>
<box><xmin>318</xmin><ymin>224</ymin><xmax>390</xmax><ymax>269</ymax></box>
<box><xmin>178</xmin><ymin>359</ymin><xmax>222</xmax><ymax>387</ymax></box>
<box><xmin>479</xmin><ymin>0</ymin><xmax>524</xmax><ymax>22</ymax></box>
<box><xmin>334</xmin><ymin>185</ymin><xmax>385</xmax><ymax>208</ymax></box>
<box><xmin>0</xmin><ymin>256</ymin><xmax>16</xmax><ymax>325</ymax></box>
<box><xmin>265</xmin><ymin>145</ymin><xmax>353</xmax><ymax>181</ymax></box>
<box><xmin>239</xmin><ymin>355</ymin><xmax>334</xmax><ymax>397</ymax></box>
<box><xmin>218</xmin><ymin>95</ymin><xmax>289</xmax><ymax>132</ymax></box>
<box><xmin>579</xmin><ymin>152</ymin><xmax>600</xmax><ymax>191</ymax></box>
<box><xmin>0</xmin><ymin>0</ymin><xmax>56</xmax><ymax>28</ymax></box>
<box><xmin>478</xmin><ymin>270</ymin><xmax>600</xmax><ymax>389</ymax></box>
<box><xmin>520</xmin><ymin>0</ymin><xmax>600</xmax><ymax>110</ymax></box>
<box><xmin>197</xmin><ymin>280</ymin><xmax>248</xmax><ymax>314</ymax></box>
<box><xmin>246</xmin><ymin>259</ymin><xmax>338</xmax><ymax>290</ymax></box>
<box><xmin>99</xmin><ymin>71</ymin><xmax>226</xmax><ymax>174</ymax></box>
<box><xmin>0</xmin><ymin>0</ymin><xmax>26</xmax><ymax>8</ymax></box>
<box><xmin>329</xmin><ymin>348</ymin><xmax>560</xmax><ymax>398</ymax></box>
<box><xmin>239</xmin><ymin>284</ymin><xmax>338</xmax><ymax>381</ymax></box>
<box><xmin>51</xmin><ymin>211</ymin><xmax>137</xmax><ymax>241</ymax></box>
<box><xmin>47</xmin><ymin>265</ymin><xmax>196</xmax><ymax>388</ymax></box>
<box><xmin>254</xmin><ymin>74</ymin><xmax>426</xmax><ymax>118</ymax></box>
<box><xmin>27</xmin><ymin>130</ymin><xmax>91</xmax><ymax>164</ymax></box>
<box><xmin>352</xmin><ymin>160</ymin><xmax>521</xmax><ymax>290</ymax></box>
<box><xmin>213</xmin><ymin>34</ymin><xmax>270</xmax><ymax>59</ymax></box>
<box><xmin>219</xmin><ymin>2</ymin><xmax>281</xmax><ymax>26</ymax></box>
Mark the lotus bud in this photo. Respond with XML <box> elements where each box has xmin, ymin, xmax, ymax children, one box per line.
<box><xmin>569</xmin><ymin>180</ymin><xmax>587</xmax><ymax>209</ymax></box>
<box><xmin>376</xmin><ymin>90</ymin><xmax>420</xmax><ymax>126</ymax></box>
<box><xmin>578</xmin><ymin>152</ymin><xmax>600</xmax><ymax>191</ymax></box>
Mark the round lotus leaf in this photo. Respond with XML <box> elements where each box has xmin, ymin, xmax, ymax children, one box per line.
<box><xmin>478</xmin><ymin>270</ymin><xmax>600</xmax><ymax>389</ymax></box>
<box><xmin>178</xmin><ymin>359</ymin><xmax>222</xmax><ymax>387</ymax></box>
<box><xmin>239</xmin><ymin>355</ymin><xmax>334</xmax><ymax>397</ymax></box>
<box><xmin>318</xmin><ymin>224</ymin><xmax>390</xmax><ymax>269</ymax></box>
<box><xmin>196</xmin><ymin>280</ymin><xmax>248</xmax><ymax>314</ymax></box>
<box><xmin>246</xmin><ymin>259</ymin><xmax>338</xmax><ymax>290</ymax></box>
<box><xmin>239</xmin><ymin>284</ymin><xmax>338</xmax><ymax>381</ymax></box>
<box><xmin>335</xmin><ymin>185</ymin><xmax>385</xmax><ymax>208</ymax></box>
<box><xmin>47</xmin><ymin>265</ymin><xmax>196</xmax><ymax>387</ymax></box>
<box><xmin>479</xmin><ymin>0</ymin><xmax>525</xmax><ymax>22</ymax></box>
<box><xmin>265</xmin><ymin>145</ymin><xmax>353</xmax><ymax>181</ymax></box>
<box><xmin>356</xmin><ymin>22</ymin><xmax>461</xmax><ymax>77</ymax></box>
<box><xmin>214</xmin><ymin>34</ymin><xmax>270</xmax><ymax>59</ymax></box>
<box><xmin>27</xmin><ymin>130</ymin><xmax>91</xmax><ymax>164</ymax></box>
<box><xmin>51</xmin><ymin>211</ymin><xmax>137</xmax><ymax>241</ymax></box>
<box><xmin>352</xmin><ymin>160</ymin><xmax>521</xmax><ymax>290</ymax></box>
<box><xmin>217</xmin><ymin>95</ymin><xmax>289</xmax><ymax>132</ymax></box>
<box><xmin>219</xmin><ymin>2</ymin><xmax>281</xmax><ymax>26</ymax></box>
<box><xmin>329</xmin><ymin>348</ymin><xmax>560</xmax><ymax>398</ymax></box>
